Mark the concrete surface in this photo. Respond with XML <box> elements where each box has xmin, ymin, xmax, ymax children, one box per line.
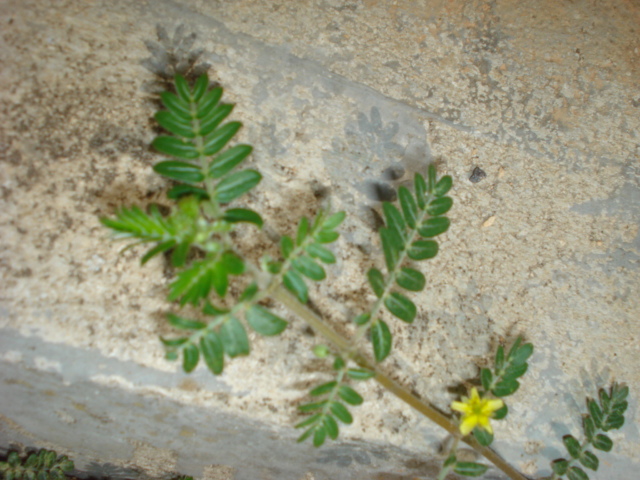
<box><xmin>1</xmin><ymin>1</ymin><xmax>638</xmax><ymax>479</ymax></box>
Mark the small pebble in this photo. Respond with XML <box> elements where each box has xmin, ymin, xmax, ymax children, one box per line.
<box><xmin>469</xmin><ymin>166</ymin><xmax>487</xmax><ymax>183</ymax></box>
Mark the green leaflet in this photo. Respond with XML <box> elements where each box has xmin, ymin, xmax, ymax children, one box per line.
<box><xmin>246</xmin><ymin>305</ymin><xmax>288</xmax><ymax>336</ymax></box>
<box><xmin>371</xmin><ymin>320</ymin><xmax>392</xmax><ymax>362</ymax></box>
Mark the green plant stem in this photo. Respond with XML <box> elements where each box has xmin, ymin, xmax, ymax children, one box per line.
<box><xmin>273</xmin><ymin>285</ymin><xmax>529</xmax><ymax>480</ymax></box>
<box><xmin>437</xmin><ymin>437</ymin><xmax>460</xmax><ymax>480</ymax></box>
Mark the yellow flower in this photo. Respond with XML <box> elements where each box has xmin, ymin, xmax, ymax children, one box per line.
<box><xmin>451</xmin><ymin>387</ymin><xmax>504</xmax><ymax>436</ymax></box>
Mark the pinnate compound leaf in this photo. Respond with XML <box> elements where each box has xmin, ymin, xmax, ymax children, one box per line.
<box><xmin>203</xmin><ymin>121</ymin><xmax>242</xmax><ymax>156</ymax></box>
<box><xmin>292</xmin><ymin>256</ymin><xmax>326</xmax><ymax>281</ymax></box>
<box><xmin>305</xmin><ymin>243</ymin><xmax>336</xmax><ymax>264</ymax></box>
<box><xmin>407</xmin><ymin>240</ymin><xmax>438</xmax><ymax>260</ymax></box>
<box><xmin>330</xmin><ymin>401</ymin><xmax>353</xmax><ymax>424</ymax></box>
<box><xmin>200</xmin><ymin>331</ymin><xmax>224</xmax><ymax>374</ymax></box>
<box><xmin>223</xmin><ymin>208</ymin><xmax>263</xmax><ymax>227</ymax></box>
<box><xmin>338</xmin><ymin>385</ymin><xmax>363</xmax><ymax>405</ymax></box>
<box><xmin>182</xmin><ymin>344</ymin><xmax>200</xmax><ymax>372</ymax></box>
<box><xmin>367</xmin><ymin>268</ymin><xmax>385</xmax><ymax>298</ymax></box>
<box><xmin>246</xmin><ymin>305</ymin><xmax>287</xmax><ymax>336</ymax></box>
<box><xmin>398</xmin><ymin>186</ymin><xmax>417</xmax><ymax>228</ymax></box>
<box><xmin>371</xmin><ymin>319</ymin><xmax>392</xmax><ymax>362</ymax></box>
<box><xmin>453</xmin><ymin>461</ymin><xmax>489</xmax><ymax>477</ymax></box>
<box><xmin>427</xmin><ymin>196</ymin><xmax>453</xmax><ymax>216</ymax></box>
<box><xmin>167</xmin><ymin>313</ymin><xmax>206</xmax><ymax>330</ymax></box>
<box><xmin>396</xmin><ymin>267</ymin><xmax>425</xmax><ymax>291</ymax></box>
<box><xmin>418</xmin><ymin>216</ymin><xmax>450</xmax><ymax>238</ymax></box>
<box><xmin>567</xmin><ymin>466</ymin><xmax>589</xmax><ymax>480</ymax></box>
<box><xmin>384</xmin><ymin>292</ymin><xmax>416</xmax><ymax>323</ymax></box>
<box><xmin>220</xmin><ymin>317</ymin><xmax>250</xmax><ymax>357</ymax></box>
<box><xmin>592</xmin><ymin>434</ymin><xmax>612</xmax><ymax>452</ymax></box>
<box><xmin>284</xmin><ymin>269</ymin><xmax>308</xmax><ymax>303</ymax></box>
<box><xmin>209</xmin><ymin>144</ymin><xmax>253</xmax><ymax>178</ymax></box>
<box><xmin>152</xmin><ymin>136</ymin><xmax>199</xmax><ymax>160</ymax></box>
<box><xmin>215</xmin><ymin>170</ymin><xmax>262</xmax><ymax>203</ymax></box>
<box><xmin>563</xmin><ymin>435</ymin><xmax>582</xmax><ymax>459</ymax></box>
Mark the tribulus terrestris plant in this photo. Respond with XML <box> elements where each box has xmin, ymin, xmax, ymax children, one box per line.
<box><xmin>101</xmin><ymin>72</ymin><xmax>629</xmax><ymax>480</ymax></box>
<box><xmin>0</xmin><ymin>449</ymin><xmax>74</xmax><ymax>480</ymax></box>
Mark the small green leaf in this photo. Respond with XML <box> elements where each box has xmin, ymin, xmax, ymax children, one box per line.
<box><xmin>281</xmin><ymin>235</ymin><xmax>294</xmax><ymax>258</ymax></box>
<box><xmin>209</xmin><ymin>144</ymin><xmax>253</xmax><ymax>178</ymax></box>
<box><xmin>551</xmin><ymin>459</ymin><xmax>569</xmax><ymax>475</ymax></box>
<box><xmin>202</xmin><ymin>121</ymin><xmax>242</xmax><ymax>156</ymax></box>
<box><xmin>453</xmin><ymin>461</ymin><xmax>489</xmax><ymax>477</ymax></box>
<box><xmin>352</xmin><ymin>313</ymin><xmax>370</xmax><ymax>325</ymax></box>
<box><xmin>330</xmin><ymin>401</ymin><xmax>353</xmax><ymax>424</ymax></box>
<box><xmin>599</xmin><ymin>389</ymin><xmax>611</xmax><ymax>410</ymax></box>
<box><xmin>380</xmin><ymin>227</ymin><xmax>401</xmax><ymax>271</ymax></box>
<box><xmin>167</xmin><ymin>313</ymin><xmax>206</xmax><ymax>330</ymax></box>
<box><xmin>603</xmin><ymin>413</ymin><xmax>625</xmax><ymax>431</ymax></box>
<box><xmin>222</xmin><ymin>251</ymin><xmax>245</xmax><ymax>274</ymax></box>
<box><xmin>473</xmin><ymin>427</ymin><xmax>493</xmax><ymax>446</ymax></box>
<box><xmin>367</xmin><ymin>268</ymin><xmax>385</xmax><ymax>298</ymax></box>
<box><xmin>305</xmin><ymin>243</ymin><xmax>336</xmax><ymax>264</ymax></box>
<box><xmin>160</xmin><ymin>91</ymin><xmax>191</xmax><ymax>120</ymax></box>
<box><xmin>492</xmin><ymin>379</ymin><xmax>520</xmax><ymax>397</ymax></box>
<box><xmin>338</xmin><ymin>385</ymin><xmax>363</xmax><ymax>405</ymax></box>
<box><xmin>370</xmin><ymin>320</ymin><xmax>392</xmax><ymax>362</ymax></box>
<box><xmin>199</xmin><ymin>103</ymin><xmax>234</xmax><ymax>137</ymax></box>
<box><xmin>583</xmin><ymin>415</ymin><xmax>595</xmax><ymax>440</ymax></box>
<box><xmin>414</xmin><ymin>173</ymin><xmax>427</xmax><ymax>209</ymax></box>
<box><xmin>315</xmin><ymin>230</ymin><xmax>339</xmax><ymax>243</ymax></box>
<box><xmin>295</xmin><ymin>413</ymin><xmax>321</xmax><ymax>430</ymax></box>
<box><xmin>141</xmin><ymin>240</ymin><xmax>176</xmax><ymax>265</ymax></box>
<box><xmin>346</xmin><ymin>368</ymin><xmax>375</xmax><ymax>380</ymax></box>
<box><xmin>292</xmin><ymin>256</ymin><xmax>326</xmax><ymax>281</ymax></box>
<box><xmin>322</xmin><ymin>211</ymin><xmax>346</xmax><ymax>230</ymax></box>
<box><xmin>588</xmin><ymin>400</ymin><xmax>603</xmax><ymax>428</ymax></box>
<box><xmin>313</xmin><ymin>426</ymin><xmax>327</xmax><ymax>447</ymax></box>
<box><xmin>298</xmin><ymin>401</ymin><xmax>328</xmax><ymax>412</ymax></box>
<box><xmin>196</xmin><ymin>87</ymin><xmax>223</xmax><ymax>119</ymax></box>
<box><xmin>567</xmin><ymin>466</ymin><xmax>589</xmax><ymax>480</ymax></box>
<box><xmin>579</xmin><ymin>450</ymin><xmax>599</xmax><ymax>471</ymax></box>
<box><xmin>592</xmin><ymin>434</ymin><xmax>613</xmax><ymax>452</ymax></box>
<box><xmin>418</xmin><ymin>216</ymin><xmax>450</xmax><ymax>238</ymax></box>
<box><xmin>284</xmin><ymin>269</ymin><xmax>308</xmax><ymax>303</ymax></box>
<box><xmin>384</xmin><ymin>292</ymin><xmax>416</xmax><ymax>323</ymax></box>
<box><xmin>174</xmin><ymin>74</ymin><xmax>192</xmax><ymax>102</ymax></box>
<box><xmin>154</xmin><ymin>160</ymin><xmax>204</xmax><ymax>183</ymax></box>
<box><xmin>495</xmin><ymin>345</ymin><xmax>505</xmax><ymax>370</ymax></box>
<box><xmin>167</xmin><ymin>184</ymin><xmax>209</xmax><ymax>200</ymax></box>
<box><xmin>215</xmin><ymin>169</ymin><xmax>262</xmax><ymax>203</ymax></box>
<box><xmin>200</xmin><ymin>331</ymin><xmax>224</xmax><ymax>374</ymax></box>
<box><xmin>223</xmin><ymin>208</ymin><xmax>263</xmax><ymax>227</ymax></box>
<box><xmin>434</xmin><ymin>175</ymin><xmax>453</xmax><ymax>196</ymax></box>
<box><xmin>323</xmin><ymin>414</ymin><xmax>339</xmax><ymax>439</ymax></box>
<box><xmin>407</xmin><ymin>240</ymin><xmax>438</xmax><ymax>260</ymax></box>
<box><xmin>152</xmin><ymin>136</ymin><xmax>199</xmax><ymax>160</ymax></box>
<box><xmin>511</xmin><ymin>343</ymin><xmax>534</xmax><ymax>365</ymax></box>
<box><xmin>192</xmin><ymin>74</ymin><xmax>209</xmax><ymax>102</ymax></box>
<box><xmin>398</xmin><ymin>186</ymin><xmax>418</xmax><ymax>228</ymax></box>
<box><xmin>220</xmin><ymin>316</ymin><xmax>250</xmax><ymax>357</ymax></box>
<box><xmin>161</xmin><ymin>337</ymin><xmax>189</xmax><ymax>347</ymax></box>
<box><xmin>182</xmin><ymin>344</ymin><xmax>200</xmax><ymax>372</ymax></box>
<box><xmin>296</xmin><ymin>217</ymin><xmax>309</xmax><ymax>245</ymax></box>
<box><xmin>171</xmin><ymin>241</ymin><xmax>191</xmax><ymax>268</ymax></box>
<box><xmin>333</xmin><ymin>356</ymin><xmax>345</xmax><ymax>370</ymax></box>
<box><xmin>503</xmin><ymin>362</ymin><xmax>528</xmax><ymax>379</ymax></box>
<box><xmin>481</xmin><ymin>368</ymin><xmax>493</xmax><ymax>391</ymax></box>
<box><xmin>310</xmin><ymin>381</ymin><xmax>337</xmax><ymax>396</ymax></box>
<box><xmin>427</xmin><ymin>196</ymin><xmax>453</xmax><ymax>216</ymax></box>
<box><xmin>210</xmin><ymin>260</ymin><xmax>229</xmax><ymax>297</ymax></box>
<box><xmin>493</xmin><ymin>403</ymin><xmax>508</xmax><ymax>420</ymax></box>
<box><xmin>611</xmin><ymin>383</ymin><xmax>629</xmax><ymax>404</ymax></box>
<box><xmin>246</xmin><ymin>306</ymin><xmax>288</xmax><ymax>336</ymax></box>
<box><xmin>395</xmin><ymin>267</ymin><xmax>425</xmax><ymax>291</ymax></box>
<box><xmin>563</xmin><ymin>435</ymin><xmax>582</xmax><ymax>459</ymax></box>
<box><xmin>155</xmin><ymin>110</ymin><xmax>195</xmax><ymax>138</ymax></box>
